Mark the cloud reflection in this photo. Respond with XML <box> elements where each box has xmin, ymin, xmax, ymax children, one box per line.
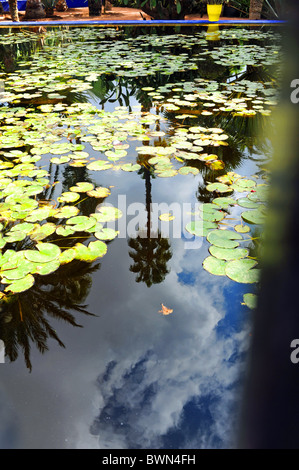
<box><xmin>89</xmin><ymin>242</ymin><xmax>250</xmax><ymax>449</ymax></box>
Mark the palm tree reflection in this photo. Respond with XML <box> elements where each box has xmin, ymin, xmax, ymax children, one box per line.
<box><xmin>0</xmin><ymin>259</ymin><xmax>100</xmax><ymax>372</ymax></box>
<box><xmin>128</xmin><ymin>161</ymin><xmax>172</xmax><ymax>288</ymax></box>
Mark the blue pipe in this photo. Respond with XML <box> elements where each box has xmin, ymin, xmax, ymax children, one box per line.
<box><xmin>0</xmin><ymin>19</ymin><xmax>286</xmax><ymax>27</ymax></box>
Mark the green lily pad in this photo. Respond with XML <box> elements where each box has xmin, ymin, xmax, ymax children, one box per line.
<box><xmin>242</xmin><ymin>292</ymin><xmax>258</xmax><ymax>309</ymax></box>
<box><xmin>4</xmin><ymin>273</ymin><xmax>35</xmax><ymax>293</ymax></box>
<box><xmin>237</xmin><ymin>197</ymin><xmax>260</xmax><ymax>209</ymax></box>
<box><xmin>185</xmin><ymin>220</ymin><xmax>217</xmax><ymax>237</ymax></box>
<box><xmin>57</xmin><ymin>191</ymin><xmax>81</xmax><ymax>203</ymax></box>
<box><xmin>155</xmin><ymin>169</ymin><xmax>178</xmax><ymax>178</ymax></box>
<box><xmin>234</xmin><ymin>224</ymin><xmax>250</xmax><ymax>233</ymax></box>
<box><xmin>206</xmin><ymin>182</ymin><xmax>233</xmax><ymax>193</ymax></box>
<box><xmin>212</xmin><ymin>197</ymin><xmax>235</xmax><ymax>209</ymax></box>
<box><xmin>94</xmin><ymin>228</ymin><xmax>119</xmax><ymax>240</ymax></box>
<box><xmin>121</xmin><ymin>163</ymin><xmax>141</xmax><ymax>172</ymax></box>
<box><xmin>200</xmin><ymin>206</ymin><xmax>225</xmax><ymax>222</ymax></box>
<box><xmin>247</xmin><ymin>185</ymin><xmax>268</xmax><ymax>202</ymax></box>
<box><xmin>241</xmin><ymin>209</ymin><xmax>266</xmax><ymax>225</ymax></box>
<box><xmin>69</xmin><ymin>182</ymin><xmax>95</xmax><ymax>193</ymax></box>
<box><xmin>66</xmin><ymin>216</ymin><xmax>96</xmax><ymax>232</ymax></box>
<box><xmin>33</xmin><ymin>259</ymin><xmax>60</xmax><ymax>276</ymax></box>
<box><xmin>178</xmin><ymin>166</ymin><xmax>199</xmax><ymax>175</ymax></box>
<box><xmin>1</xmin><ymin>259</ymin><xmax>34</xmax><ymax>280</ymax></box>
<box><xmin>87</xmin><ymin>160</ymin><xmax>113</xmax><ymax>171</ymax></box>
<box><xmin>29</xmin><ymin>223</ymin><xmax>56</xmax><ymax>241</ymax></box>
<box><xmin>203</xmin><ymin>256</ymin><xmax>227</xmax><ymax>276</ymax></box>
<box><xmin>56</xmin><ymin>226</ymin><xmax>75</xmax><ymax>237</ymax></box>
<box><xmin>4</xmin><ymin>231</ymin><xmax>27</xmax><ymax>243</ymax></box>
<box><xmin>74</xmin><ymin>240</ymin><xmax>107</xmax><ymax>262</ymax></box>
<box><xmin>86</xmin><ymin>187</ymin><xmax>111</xmax><ymax>198</ymax></box>
<box><xmin>225</xmin><ymin>259</ymin><xmax>260</xmax><ymax>284</ymax></box>
<box><xmin>54</xmin><ymin>206</ymin><xmax>80</xmax><ymax>219</ymax></box>
<box><xmin>24</xmin><ymin>243</ymin><xmax>61</xmax><ymax>263</ymax></box>
<box><xmin>59</xmin><ymin>248</ymin><xmax>76</xmax><ymax>264</ymax></box>
<box><xmin>95</xmin><ymin>206</ymin><xmax>122</xmax><ymax>222</ymax></box>
<box><xmin>209</xmin><ymin>245</ymin><xmax>249</xmax><ymax>261</ymax></box>
<box><xmin>207</xmin><ymin>229</ymin><xmax>243</xmax><ymax>248</ymax></box>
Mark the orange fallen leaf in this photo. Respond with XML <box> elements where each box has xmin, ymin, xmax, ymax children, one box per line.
<box><xmin>159</xmin><ymin>303</ymin><xmax>173</xmax><ymax>315</ymax></box>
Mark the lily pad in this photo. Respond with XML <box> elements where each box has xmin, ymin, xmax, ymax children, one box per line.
<box><xmin>86</xmin><ymin>187</ymin><xmax>111</xmax><ymax>198</ymax></box>
<box><xmin>94</xmin><ymin>228</ymin><xmax>119</xmax><ymax>240</ymax></box>
<box><xmin>178</xmin><ymin>166</ymin><xmax>199</xmax><ymax>175</ymax></box>
<box><xmin>121</xmin><ymin>163</ymin><xmax>141</xmax><ymax>172</ymax></box>
<box><xmin>185</xmin><ymin>220</ymin><xmax>217</xmax><ymax>237</ymax></box>
<box><xmin>206</xmin><ymin>182</ymin><xmax>233</xmax><ymax>193</ymax></box>
<box><xmin>69</xmin><ymin>182</ymin><xmax>95</xmax><ymax>193</ymax></box>
<box><xmin>74</xmin><ymin>240</ymin><xmax>107</xmax><ymax>262</ymax></box>
<box><xmin>203</xmin><ymin>256</ymin><xmax>227</xmax><ymax>276</ymax></box>
<box><xmin>242</xmin><ymin>292</ymin><xmax>258</xmax><ymax>309</ymax></box>
<box><xmin>241</xmin><ymin>209</ymin><xmax>266</xmax><ymax>225</ymax></box>
<box><xmin>225</xmin><ymin>259</ymin><xmax>260</xmax><ymax>284</ymax></box>
<box><xmin>57</xmin><ymin>191</ymin><xmax>80</xmax><ymax>203</ymax></box>
<box><xmin>4</xmin><ymin>273</ymin><xmax>35</xmax><ymax>293</ymax></box>
<box><xmin>66</xmin><ymin>216</ymin><xmax>96</xmax><ymax>232</ymax></box>
<box><xmin>212</xmin><ymin>197</ymin><xmax>235</xmax><ymax>209</ymax></box>
<box><xmin>24</xmin><ymin>243</ymin><xmax>61</xmax><ymax>263</ymax></box>
<box><xmin>237</xmin><ymin>197</ymin><xmax>260</xmax><ymax>209</ymax></box>
<box><xmin>207</xmin><ymin>229</ymin><xmax>243</xmax><ymax>249</ymax></box>
<box><xmin>95</xmin><ymin>206</ymin><xmax>122</xmax><ymax>222</ymax></box>
<box><xmin>209</xmin><ymin>245</ymin><xmax>249</xmax><ymax>261</ymax></box>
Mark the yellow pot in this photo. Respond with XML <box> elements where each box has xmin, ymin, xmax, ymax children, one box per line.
<box><xmin>207</xmin><ymin>4</ymin><xmax>223</xmax><ymax>22</ymax></box>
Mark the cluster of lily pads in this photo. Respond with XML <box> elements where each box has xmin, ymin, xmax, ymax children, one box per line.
<box><xmin>142</xmin><ymin>77</ymin><xmax>278</xmax><ymax>119</ymax></box>
<box><xmin>183</xmin><ymin>170</ymin><xmax>268</xmax><ymax>308</ymax></box>
<box><xmin>0</xmin><ymin>25</ymin><xmax>278</xmax><ymax>306</ymax></box>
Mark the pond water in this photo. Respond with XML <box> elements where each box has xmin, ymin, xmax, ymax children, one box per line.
<box><xmin>0</xmin><ymin>25</ymin><xmax>281</xmax><ymax>449</ymax></box>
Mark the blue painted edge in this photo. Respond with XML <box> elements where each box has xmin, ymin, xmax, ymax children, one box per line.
<box><xmin>0</xmin><ymin>19</ymin><xmax>287</xmax><ymax>26</ymax></box>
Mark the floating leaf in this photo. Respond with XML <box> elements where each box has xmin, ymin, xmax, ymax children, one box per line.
<box><xmin>178</xmin><ymin>166</ymin><xmax>199</xmax><ymax>175</ymax></box>
<box><xmin>74</xmin><ymin>240</ymin><xmax>107</xmax><ymax>262</ymax></box>
<box><xmin>33</xmin><ymin>259</ymin><xmax>60</xmax><ymax>276</ymax></box>
<box><xmin>234</xmin><ymin>224</ymin><xmax>250</xmax><ymax>233</ymax></box>
<box><xmin>237</xmin><ymin>197</ymin><xmax>260</xmax><ymax>209</ymax></box>
<box><xmin>4</xmin><ymin>274</ymin><xmax>35</xmax><ymax>293</ymax></box>
<box><xmin>158</xmin><ymin>303</ymin><xmax>173</xmax><ymax>315</ymax></box>
<box><xmin>29</xmin><ymin>223</ymin><xmax>56</xmax><ymax>241</ymax></box>
<box><xmin>66</xmin><ymin>215</ymin><xmax>96</xmax><ymax>232</ymax></box>
<box><xmin>185</xmin><ymin>220</ymin><xmax>217</xmax><ymax>237</ymax></box>
<box><xmin>206</xmin><ymin>182</ymin><xmax>233</xmax><ymax>193</ymax></box>
<box><xmin>203</xmin><ymin>256</ymin><xmax>226</xmax><ymax>276</ymax></box>
<box><xmin>241</xmin><ymin>209</ymin><xmax>266</xmax><ymax>225</ymax></box>
<box><xmin>57</xmin><ymin>191</ymin><xmax>80</xmax><ymax>203</ymax></box>
<box><xmin>59</xmin><ymin>248</ymin><xmax>76</xmax><ymax>264</ymax></box>
<box><xmin>86</xmin><ymin>187</ymin><xmax>111</xmax><ymax>198</ymax></box>
<box><xmin>69</xmin><ymin>182</ymin><xmax>95</xmax><ymax>193</ymax></box>
<box><xmin>121</xmin><ymin>163</ymin><xmax>141</xmax><ymax>172</ymax></box>
<box><xmin>207</xmin><ymin>229</ymin><xmax>243</xmax><ymax>249</ymax></box>
<box><xmin>95</xmin><ymin>206</ymin><xmax>122</xmax><ymax>222</ymax></box>
<box><xmin>24</xmin><ymin>243</ymin><xmax>61</xmax><ymax>263</ymax></box>
<box><xmin>159</xmin><ymin>213</ymin><xmax>175</xmax><ymax>222</ymax></box>
<box><xmin>94</xmin><ymin>228</ymin><xmax>119</xmax><ymax>240</ymax></box>
<box><xmin>242</xmin><ymin>292</ymin><xmax>258</xmax><ymax>309</ymax></box>
<box><xmin>54</xmin><ymin>206</ymin><xmax>80</xmax><ymax>219</ymax></box>
<box><xmin>225</xmin><ymin>259</ymin><xmax>260</xmax><ymax>284</ymax></box>
<box><xmin>212</xmin><ymin>197</ymin><xmax>235</xmax><ymax>209</ymax></box>
<box><xmin>209</xmin><ymin>245</ymin><xmax>249</xmax><ymax>261</ymax></box>
<box><xmin>87</xmin><ymin>160</ymin><xmax>113</xmax><ymax>171</ymax></box>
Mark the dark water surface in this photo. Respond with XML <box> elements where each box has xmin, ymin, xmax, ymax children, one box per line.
<box><xmin>0</xmin><ymin>25</ymin><xmax>281</xmax><ymax>449</ymax></box>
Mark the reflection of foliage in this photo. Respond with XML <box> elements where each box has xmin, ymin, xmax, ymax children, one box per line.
<box><xmin>128</xmin><ymin>234</ymin><xmax>172</xmax><ymax>288</ymax></box>
<box><xmin>0</xmin><ymin>259</ymin><xmax>100</xmax><ymax>371</ymax></box>
<box><xmin>128</xmin><ymin>165</ymin><xmax>172</xmax><ymax>288</ymax></box>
